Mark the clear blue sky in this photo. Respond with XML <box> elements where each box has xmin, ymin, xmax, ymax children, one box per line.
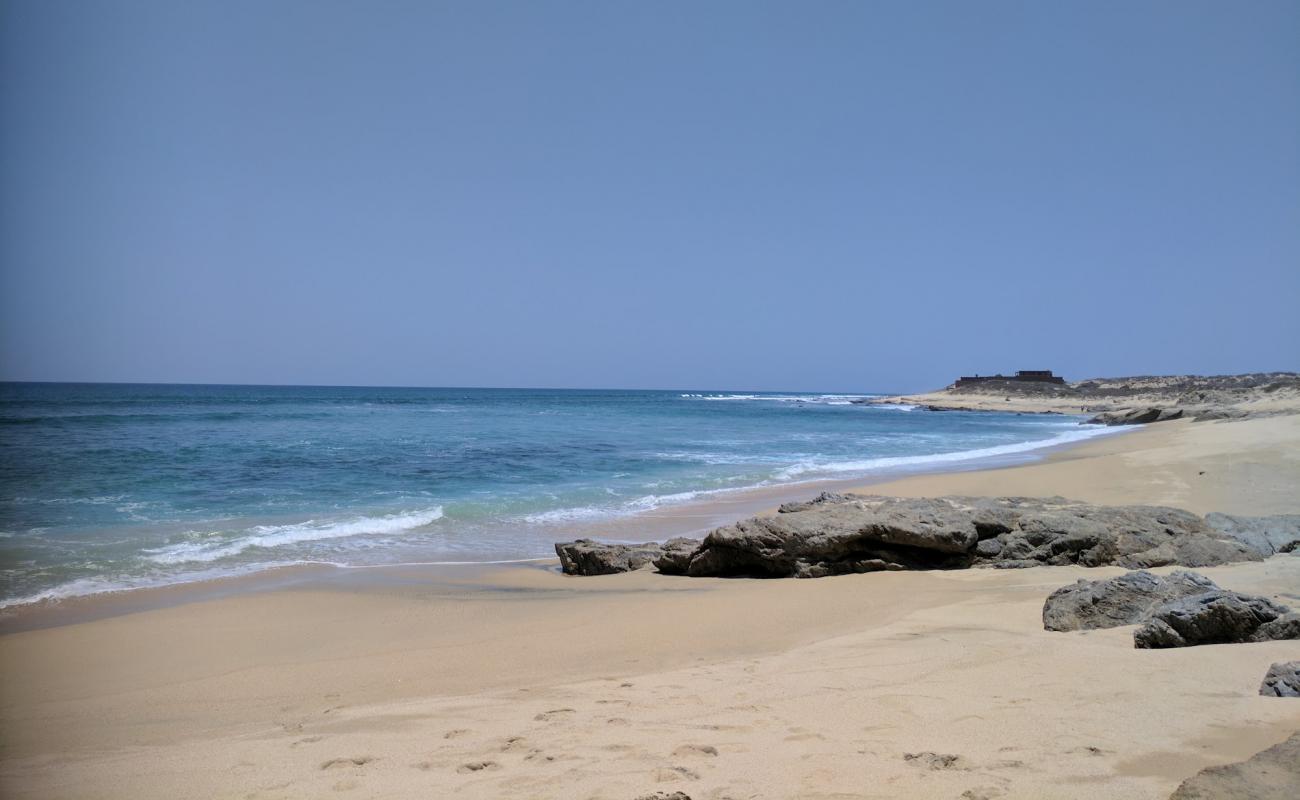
<box><xmin>2</xmin><ymin>1</ymin><xmax>1297</xmax><ymax>392</ymax></box>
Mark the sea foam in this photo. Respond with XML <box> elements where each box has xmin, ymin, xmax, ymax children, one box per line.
<box><xmin>775</xmin><ymin>425</ymin><xmax>1123</xmax><ymax>479</ymax></box>
<box><xmin>144</xmin><ymin>506</ymin><xmax>445</xmax><ymax>565</ymax></box>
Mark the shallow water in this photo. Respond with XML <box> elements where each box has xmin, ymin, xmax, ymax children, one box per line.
<box><xmin>0</xmin><ymin>383</ymin><xmax>1117</xmax><ymax>604</ymax></box>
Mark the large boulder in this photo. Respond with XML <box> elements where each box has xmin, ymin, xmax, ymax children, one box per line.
<box><xmin>1042</xmin><ymin>570</ymin><xmax>1219</xmax><ymax>632</ymax></box>
<box><xmin>1260</xmin><ymin>662</ymin><xmax>1300</xmax><ymax>698</ymax></box>
<box><xmin>1087</xmin><ymin>407</ymin><xmax>1184</xmax><ymax>426</ymax></box>
<box><xmin>555</xmin><ymin>539</ymin><xmax>664</xmax><ymax>575</ymax></box>
<box><xmin>1205</xmin><ymin>513</ymin><xmax>1300</xmax><ymax>557</ymax></box>
<box><xmin>668</xmin><ymin>495</ymin><xmax>1260</xmax><ymax>578</ymax></box>
<box><xmin>1168</xmin><ymin>732</ymin><xmax>1300</xmax><ymax>799</ymax></box>
<box><xmin>1133</xmin><ymin>591</ymin><xmax>1296</xmax><ymax>648</ymax></box>
<box><xmin>681</xmin><ymin>495</ymin><xmax>977</xmax><ymax>578</ymax></box>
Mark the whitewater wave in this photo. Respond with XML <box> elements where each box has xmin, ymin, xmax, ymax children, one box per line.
<box><xmin>775</xmin><ymin>425</ymin><xmax>1123</xmax><ymax>480</ymax></box>
<box><xmin>522</xmin><ymin>485</ymin><xmax>757</xmax><ymax>526</ymax></box>
<box><xmin>143</xmin><ymin>506</ymin><xmax>445</xmax><ymax>565</ymax></box>
<box><xmin>680</xmin><ymin>393</ymin><xmax>876</xmax><ymax>404</ymax></box>
<box><xmin>521</xmin><ymin>505</ymin><xmax>610</xmax><ymax>524</ymax></box>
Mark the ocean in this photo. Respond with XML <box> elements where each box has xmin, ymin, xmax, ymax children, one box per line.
<box><xmin>0</xmin><ymin>383</ymin><xmax>1120</xmax><ymax>606</ymax></box>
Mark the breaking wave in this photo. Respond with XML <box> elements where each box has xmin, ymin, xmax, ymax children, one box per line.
<box><xmin>143</xmin><ymin>506</ymin><xmax>445</xmax><ymax>565</ymax></box>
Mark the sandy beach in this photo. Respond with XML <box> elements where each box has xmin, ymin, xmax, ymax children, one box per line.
<box><xmin>2</xmin><ymin>415</ymin><xmax>1298</xmax><ymax>799</ymax></box>
<box><xmin>5</xmin><ymin>0</ymin><xmax>1297</xmax><ymax>796</ymax></box>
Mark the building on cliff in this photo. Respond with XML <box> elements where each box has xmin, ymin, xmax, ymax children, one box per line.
<box><xmin>953</xmin><ymin>370</ymin><xmax>1066</xmax><ymax>388</ymax></box>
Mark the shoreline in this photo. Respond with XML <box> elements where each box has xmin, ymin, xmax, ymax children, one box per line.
<box><xmin>2</xmin><ymin>413</ymin><xmax>1297</xmax><ymax>799</ymax></box>
<box><xmin>0</xmin><ymin>418</ymin><xmax>1129</xmax><ymax>631</ymax></box>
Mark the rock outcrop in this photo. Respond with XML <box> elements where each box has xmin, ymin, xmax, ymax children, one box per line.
<box><xmin>1168</xmin><ymin>732</ymin><xmax>1300</xmax><ymax>799</ymax></box>
<box><xmin>651</xmin><ymin>537</ymin><xmax>704</xmax><ymax>575</ymax></box>
<box><xmin>1260</xmin><ymin>662</ymin><xmax>1300</xmax><ymax>697</ymax></box>
<box><xmin>554</xmin><ymin>539</ymin><xmax>664</xmax><ymax>575</ymax></box>
<box><xmin>1133</xmin><ymin>591</ymin><xmax>1298</xmax><ymax>648</ymax></box>
<box><xmin>652</xmin><ymin>494</ymin><xmax>1260</xmax><ymax>578</ymax></box>
<box><xmin>1205</xmin><ymin>513</ymin><xmax>1300</xmax><ymax>557</ymax></box>
<box><xmin>1087</xmin><ymin>407</ymin><xmax>1185</xmax><ymax>426</ymax></box>
<box><xmin>1042</xmin><ymin>570</ymin><xmax>1219</xmax><ymax>632</ymax></box>
<box><xmin>555</xmin><ymin>537</ymin><xmax>702</xmax><ymax>576</ymax></box>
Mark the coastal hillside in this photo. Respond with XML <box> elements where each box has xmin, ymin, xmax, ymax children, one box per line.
<box><xmin>873</xmin><ymin>372</ymin><xmax>1300</xmax><ymax>419</ymax></box>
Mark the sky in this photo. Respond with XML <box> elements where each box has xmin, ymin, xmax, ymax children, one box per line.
<box><xmin>1</xmin><ymin>1</ymin><xmax>1297</xmax><ymax>393</ymax></box>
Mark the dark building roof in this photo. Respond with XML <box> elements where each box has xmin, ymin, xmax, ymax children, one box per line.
<box><xmin>954</xmin><ymin>370</ymin><xmax>1066</xmax><ymax>387</ymax></box>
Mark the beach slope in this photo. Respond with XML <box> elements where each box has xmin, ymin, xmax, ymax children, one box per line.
<box><xmin>2</xmin><ymin>415</ymin><xmax>1298</xmax><ymax>799</ymax></box>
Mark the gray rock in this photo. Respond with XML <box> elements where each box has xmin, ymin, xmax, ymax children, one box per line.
<box><xmin>682</xmin><ymin>496</ymin><xmax>978</xmax><ymax>578</ymax></box>
<box><xmin>1254</xmin><ymin>613</ymin><xmax>1300</xmax><ymax>642</ymax></box>
<box><xmin>1133</xmin><ymin>590</ymin><xmax>1293</xmax><ymax>648</ymax></box>
<box><xmin>1168</xmin><ymin>731</ymin><xmax>1300</xmax><ymax>799</ymax></box>
<box><xmin>1260</xmin><ymin>661</ymin><xmax>1300</xmax><ymax>697</ymax></box>
<box><xmin>669</xmin><ymin>495</ymin><xmax>1259</xmax><ymax>578</ymax></box>
<box><xmin>554</xmin><ymin>539</ymin><xmax>664</xmax><ymax>575</ymax></box>
<box><xmin>1043</xmin><ymin>570</ymin><xmax>1219</xmax><ymax>632</ymax></box>
<box><xmin>1191</xmin><ymin>407</ymin><xmax>1249</xmax><ymax>422</ymax></box>
<box><xmin>1205</xmin><ymin>513</ymin><xmax>1300</xmax><ymax>557</ymax></box>
<box><xmin>1087</xmin><ymin>407</ymin><xmax>1167</xmax><ymax>425</ymax></box>
<box><xmin>651</xmin><ymin>537</ymin><xmax>702</xmax><ymax>575</ymax></box>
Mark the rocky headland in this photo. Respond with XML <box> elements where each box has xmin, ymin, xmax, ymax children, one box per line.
<box><xmin>864</xmin><ymin>371</ymin><xmax>1300</xmax><ymax>424</ymax></box>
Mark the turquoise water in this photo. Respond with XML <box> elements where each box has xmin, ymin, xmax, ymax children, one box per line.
<box><xmin>0</xmin><ymin>383</ymin><xmax>1116</xmax><ymax>605</ymax></box>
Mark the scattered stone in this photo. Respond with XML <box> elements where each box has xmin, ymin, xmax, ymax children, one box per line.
<box><xmin>903</xmin><ymin>751</ymin><xmax>965</xmax><ymax>770</ymax></box>
<box><xmin>1042</xmin><ymin>570</ymin><xmax>1219</xmax><ymax>631</ymax></box>
<box><xmin>1205</xmin><ymin>513</ymin><xmax>1300</xmax><ymax>557</ymax></box>
<box><xmin>1260</xmin><ymin>662</ymin><xmax>1300</xmax><ymax>697</ymax></box>
<box><xmin>1133</xmin><ymin>591</ymin><xmax>1295</xmax><ymax>648</ymax></box>
<box><xmin>1168</xmin><ymin>731</ymin><xmax>1300</xmax><ymax>798</ymax></box>
<box><xmin>555</xmin><ymin>539</ymin><xmax>665</xmax><ymax>575</ymax></box>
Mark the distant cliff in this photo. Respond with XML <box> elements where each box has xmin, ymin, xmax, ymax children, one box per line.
<box><xmin>867</xmin><ymin>372</ymin><xmax>1300</xmax><ymax>421</ymax></box>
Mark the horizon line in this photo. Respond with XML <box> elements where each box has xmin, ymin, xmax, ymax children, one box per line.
<box><xmin>0</xmin><ymin>378</ymin><xmax>918</xmax><ymax>396</ymax></box>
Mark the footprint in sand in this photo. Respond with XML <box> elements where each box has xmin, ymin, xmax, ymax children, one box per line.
<box><xmin>903</xmin><ymin>752</ymin><xmax>966</xmax><ymax>770</ymax></box>
<box><xmin>672</xmin><ymin>745</ymin><xmax>718</xmax><ymax>758</ymax></box>
<box><xmin>292</xmin><ymin>736</ymin><xmax>324</xmax><ymax>747</ymax></box>
<box><xmin>654</xmin><ymin>766</ymin><xmax>700</xmax><ymax>782</ymax></box>
<box><xmin>320</xmin><ymin>756</ymin><xmax>375</xmax><ymax>770</ymax></box>
<box><xmin>500</xmin><ymin>736</ymin><xmax>532</xmax><ymax>752</ymax></box>
<box><xmin>533</xmin><ymin>708</ymin><xmax>576</xmax><ymax>722</ymax></box>
<box><xmin>1071</xmin><ymin>745</ymin><xmax>1112</xmax><ymax>757</ymax></box>
<box><xmin>456</xmin><ymin>760</ymin><xmax>501</xmax><ymax>774</ymax></box>
<box><xmin>443</xmin><ymin>728</ymin><xmax>471</xmax><ymax>739</ymax></box>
